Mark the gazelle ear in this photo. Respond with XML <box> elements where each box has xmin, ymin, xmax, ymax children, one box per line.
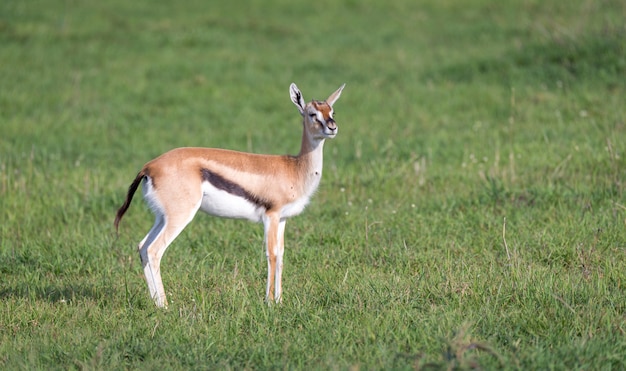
<box><xmin>326</xmin><ymin>83</ymin><xmax>345</xmax><ymax>107</ymax></box>
<box><xmin>290</xmin><ymin>83</ymin><xmax>305</xmax><ymax>116</ymax></box>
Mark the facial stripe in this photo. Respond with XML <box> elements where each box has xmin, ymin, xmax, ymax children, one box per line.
<box><xmin>200</xmin><ymin>168</ymin><xmax>273</xmax><ymax>210</ymax></box>
<box><xmin>311</xmin><ymin>100</ymin><xmax>334</xmax><ymax>121</ymax></box>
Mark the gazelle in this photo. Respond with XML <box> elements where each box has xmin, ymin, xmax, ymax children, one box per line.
<box><xmin>114</xmin><ymin>83</ymin><xmax>345</xmax><ymax>307</ymax></box>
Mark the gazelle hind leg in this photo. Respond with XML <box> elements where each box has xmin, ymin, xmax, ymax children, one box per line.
<box><xmin>139</xmin><ymin>189</ymin><xmax>201</xmax><ymax>307</ymax></box>
<box><xmin>138</xmin><ymin>213</ymin><xmax>166</xmax><ymax>306</ymax></box>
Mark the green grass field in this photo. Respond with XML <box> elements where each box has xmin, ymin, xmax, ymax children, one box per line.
<box><xmin>1</xmin><ymin>0</ymin><xmax>625</xmax><ymax>369</ymax></box>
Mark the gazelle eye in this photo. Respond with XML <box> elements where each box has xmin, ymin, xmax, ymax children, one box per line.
<box><xmin>309</xmin><ymin>113</ymin><xmax>317</xmax><ymax>118</ymax></box>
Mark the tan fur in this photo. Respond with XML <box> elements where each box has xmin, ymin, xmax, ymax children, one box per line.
<box><xmin>143</xmin><ymin>148</ymin><xmax>308</xmax><ymax>211</ymax></box>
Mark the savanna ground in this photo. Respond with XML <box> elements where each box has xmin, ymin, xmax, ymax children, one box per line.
<box><xmin>1</xmin><ymin>0</ymin><xmax>625</xmax><ymax>369</ymax></box>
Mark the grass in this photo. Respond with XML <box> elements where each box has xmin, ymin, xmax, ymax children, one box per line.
<box><xmin>1</xmin><ymin>0</ymin><xmax>625</xmax><ymax>369</ymax></box>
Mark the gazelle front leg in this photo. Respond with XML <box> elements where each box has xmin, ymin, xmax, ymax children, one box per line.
<box><xmin>274</xmin><ymin>218</ymin><xmax>286</xmax><ymax>302</ymax></box>
<box><xmin>263</xmin><ymin>213</ymin><xmax>285</xmax><ymax>303</ymax></box>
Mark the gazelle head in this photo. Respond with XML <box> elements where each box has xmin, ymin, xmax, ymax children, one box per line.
<box><xmin>290</xmin><ymin>83</ymin><xmax>345</xmax><ymax>140</ymax></box>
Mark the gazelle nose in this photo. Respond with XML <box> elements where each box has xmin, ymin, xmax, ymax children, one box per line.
<box><xmin>327</xmin><ymin>120</ymin><xmax>337</xmax><ymax>130</ymax></box>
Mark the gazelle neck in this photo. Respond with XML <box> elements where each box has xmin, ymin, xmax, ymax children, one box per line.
<box><xmin>297</xmin><ymin>125</ymin><xmax>326</xmax><ymax>171</ymax></box>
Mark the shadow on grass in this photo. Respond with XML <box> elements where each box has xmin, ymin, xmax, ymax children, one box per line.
<box><xmin>392</xmin><ymin>324</ymin><xmax>506</xmax><ymax>370</ymax></box>
<box><xmin>0</xmin><ymin>282</ymin><xmax>115</xmax><ymax>305</ymax></box>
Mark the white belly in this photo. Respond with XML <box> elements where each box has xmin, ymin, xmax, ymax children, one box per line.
<box><xmin>199</xmin><ymin>182</ymin><xmax>265</xmax><ymax>222</ymax></box>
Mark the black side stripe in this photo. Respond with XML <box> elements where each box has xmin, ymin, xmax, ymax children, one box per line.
<box><xmin>200</xmin><ymin>168</ymin><xmax>273</xmax><ymax>210</ymax></box>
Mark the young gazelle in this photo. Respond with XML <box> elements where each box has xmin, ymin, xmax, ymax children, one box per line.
<box><xmin>114</xmin><ymin>83</ymin><xmax>345</xmax><ymax>307</ymax></box>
